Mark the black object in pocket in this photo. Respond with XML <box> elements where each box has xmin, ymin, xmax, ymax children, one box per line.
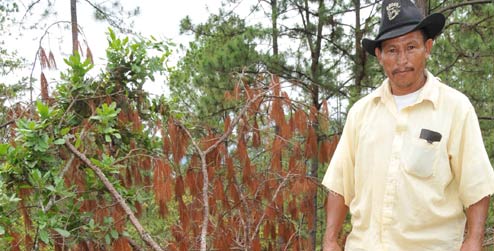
<box><xmin>419</xmin><ymin>129</ymin><xmax>442</xmax><ymax>144</ymax></box>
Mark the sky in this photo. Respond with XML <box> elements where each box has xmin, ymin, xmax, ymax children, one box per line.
<box><xmin>5</xmin><ymin>0</ymin><xmax>223</xmax><ymax>96</ymax></box>
<box><xmin>80</xmin><ymin>0</ymin><xmax>223</xmax><ymax>67</ymax></box>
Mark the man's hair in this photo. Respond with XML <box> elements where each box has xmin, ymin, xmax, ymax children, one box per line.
<box><xmin>376</xmin><ymin>29</ymin><xmax>429</xmax><ymax>51</ymax></box>
<box><xmin>417</xmin><ymin>29</ymin><xmax>429</xmax><ymax>43</ymax></box>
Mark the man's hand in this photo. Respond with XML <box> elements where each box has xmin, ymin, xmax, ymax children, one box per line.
<box><xmin>323</xmin><ymin>239</ymin><xmax>342</xmax><ymax>251</ymax></box>
<box><xmin>461</xmin><ymin>196</ymin><xmax>490</xmax><ymax>251</ymax></box>
<box><xmin>323</xmin><ymin>191</ymin><xmax>348</xmax><ymax>251</ymax></box>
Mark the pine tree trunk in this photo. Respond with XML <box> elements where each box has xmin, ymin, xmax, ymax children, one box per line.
<box><xmin>354</xmin><ymin>0</ymin><xmax>365</xmax><ymax>95</ymax></box>
<box><xmin>414</xmin><ymin>0</ymin><xmax>429</xmax><ymax>16</ymax></box>
<box><xmin>271</xmin><ymin>0</ymin><xmax>279</xmax><ymax>56</ymax></box>
<box><xmin>71</xmin><ymin>0</ymin><xmax>78</xmax><ymax>55</ymax></box>
<box><xmin>309</xmin><ymin>0</ymin><xmax>324</xmax><ymax>248</ymax></box>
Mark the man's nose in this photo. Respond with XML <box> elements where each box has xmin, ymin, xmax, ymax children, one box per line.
<box><xmin>397</xmin><ymin>51</ymin><xmax>408</xmax><ymax>65</ymax></box>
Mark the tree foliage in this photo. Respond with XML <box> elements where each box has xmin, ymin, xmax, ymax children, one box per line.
<box><xmin>1</xmin><ymin>27</ymin><xmax>338</xmax><ymax>250</ymax></box>
<box><xmin>1</xmin><ymin>30</ymin><xmax>171</xmax><ymax>250</ymax></box>
<box><xmin>170</xmin><ymin>13</ymin><xmax>265</xmax><ymax>119</ymax></box>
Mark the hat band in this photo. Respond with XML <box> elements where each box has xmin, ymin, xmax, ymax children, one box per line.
<box><xmin>377</xmin><ymin>21</ymin><xmax>421</xmax><ymax>39</ymax></box>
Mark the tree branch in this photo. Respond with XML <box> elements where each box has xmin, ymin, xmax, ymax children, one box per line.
<box><xmin>64</xmin><ymin>140</ymin><xmax>164</xmax><ymax>251</ymax></box>
<box><xmin>0</xmin><ymin>120</ymin><xmax>15</xmax><ymax>129</ymax></box>
<box><xmin>435</xmin><ymin>53</ymin><xmax>462</xmax><ymax>76</ymax></box>
<box><xmin>479</xmin><ymin>116</ymin><xmax>494</xmax><ymax>121</ymax></box>
<box><xmin>127</xmin><ymin>237</ymin><xmax>145</xmax><ymax>251</ymax></box>
<box><xmin>435</xmin><ymin>0</ymin><xmax>494</xmax><ymax>13</ymax></box>
<box><xmin>21</xmin><ymin>0</ymin><xmax>43</xmax><ymax>23</ymax></box>
<box><xmin>82</xmin><ymin>0</ymin><xmax>134</xmax><ymax>34</ymax></box>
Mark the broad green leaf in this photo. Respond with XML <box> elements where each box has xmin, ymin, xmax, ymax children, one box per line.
<box><xmin>91</xmin><ymin>158</ymin><xmax>102</xmax><ymax>167</ymax></box>
<box><xmin>36</xmin><ymin>100</ymin><xmax>49</xmax><ymax>119</ymax></box>
<box><xmin>46</xmin><ymin>185</ymin><xmax>56</xmax><ymax>192</ymax></box>
<box><xmin>108</xmin><ymin>28</ymin><xmax>116</xmax><ymax>40</ymax></box>
<box><xmin>54</xmin><ymin>138</ymin><xmax>66</xmax><ymax>145</ymax></box>
<box><xmin>60</xmin><ymin>127</ymin><xmax>71</xmax><ymax>136</ymax></box>
<box><xmin>75</xmin><ymin>137</ymin><xmax>82</xmax><ymax>148</ymax></box>
<box><xmin>54</xmin><ymin>228</ymin><xmax>71</xmax><ymax>238</ymax></box>
<box><xmin>110</xmin><ymin>229</ymin><xmax>118</xmax><ymax>239</ymax></box>
<box><xmin>39</xmin><ymin>229</ymin><xmax>50</xmax><ymax>244</ymax></box>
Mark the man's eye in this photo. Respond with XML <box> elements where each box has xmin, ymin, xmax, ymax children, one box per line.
<box><xmin>408</xmin><ymin>45</ymin><xmax>416</xmax><ymax>50</ymax></box>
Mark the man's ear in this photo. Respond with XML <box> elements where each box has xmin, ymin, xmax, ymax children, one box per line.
<box><xmin>425</xmin><ymin>39</ymin><xmax>433</xmax><ymax>58</ymax></box>
<box><xmin>375</xmin><ymin>47</ymin><xmax>383</xmax><ymax>65</ymax></box>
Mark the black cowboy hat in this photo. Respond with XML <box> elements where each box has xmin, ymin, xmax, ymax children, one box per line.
<box><xmin>362</xmin><ymin>0</ymin><xmax>446</xmax><ymax>56</ymax></box>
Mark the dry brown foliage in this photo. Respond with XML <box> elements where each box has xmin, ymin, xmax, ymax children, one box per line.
<box><xmin>9</xmin><ymin>73</ymin><xmax>338</xmax><ymax>251</ymax></box>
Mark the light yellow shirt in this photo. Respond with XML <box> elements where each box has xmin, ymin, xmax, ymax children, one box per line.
<box><xmin>322</xmin><ymin>71</ymin><xmax>494</xmax><ymax>251</ymax></box>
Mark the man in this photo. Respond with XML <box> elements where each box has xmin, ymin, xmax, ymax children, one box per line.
<box><xmin>322</xmin><ymin>0</ymin><xmax>494</xmax><ymax>250</ymax></box>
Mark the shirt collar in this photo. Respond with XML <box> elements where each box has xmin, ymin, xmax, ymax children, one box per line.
<box><xmin>370</xmin><ymin>70</ymin><xmax>440</xmax><ymax>109</ymax></box>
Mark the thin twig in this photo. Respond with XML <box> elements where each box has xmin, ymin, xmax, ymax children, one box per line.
<box><xmin>250</xmin><ymin>173</ymin><xmax>292</xmax><ymax>244</ymax></box>
<box><xmin>202</xmin><ymin>88</ymin><xmax>270</xmax><ymax>156</ymax></box>
<box><xmin>21</xmin><ymin>0</ymin><xmax>43</xmax><ymax>23</ymax></box>
<box><xmin>29</xmin><ymin>21</ymin><xmax>72</xmax><ymax>106</ymax></box>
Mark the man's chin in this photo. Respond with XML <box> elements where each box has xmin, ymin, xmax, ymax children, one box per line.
<box><xmin>390</xmin><ymin>81</ymin><xmax>415</xmax><ymax>92</ymax></box>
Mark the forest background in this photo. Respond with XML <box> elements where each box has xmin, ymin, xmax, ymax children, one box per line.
<box><xmin>1</xmin><ymin>0</ymin><xmax>493</xmax><ymax>250</ymax></box>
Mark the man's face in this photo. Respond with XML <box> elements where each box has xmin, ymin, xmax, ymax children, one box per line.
<box><xmin>375</xmin><ymin>30</ymin><xmax>433</xmax><ymax>95</ymax></box>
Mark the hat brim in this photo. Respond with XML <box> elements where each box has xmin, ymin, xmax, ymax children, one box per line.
<box><xmin>362</xmin><ymin>13</ymin><xmax>445</xmax><ymax>56</ymax></box>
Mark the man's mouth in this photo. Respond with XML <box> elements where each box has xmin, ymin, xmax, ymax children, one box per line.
<box><xmin>392</xmin><ymin>68</ymin><xmax>414</xmax><ymax>75</ymax></box>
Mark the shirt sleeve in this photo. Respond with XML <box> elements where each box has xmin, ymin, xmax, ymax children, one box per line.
<box><xmin>321</xmin><ymin>108</ymin><xmax>356</xmax><ymax>206</ymax></box>
<box><xmin>450</xmin><ymin>105</ymin><xmax>494</xmax><ymax>208</ymax></box>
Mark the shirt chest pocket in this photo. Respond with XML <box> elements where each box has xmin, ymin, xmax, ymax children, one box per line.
<box><xmin>402</xmin><ymin>138</ymin><xmax>439</xmax><ymax>178</ymax></box>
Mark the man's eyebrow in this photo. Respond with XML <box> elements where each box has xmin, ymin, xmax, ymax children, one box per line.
<box><xmin>382</xmin><ymin>44</ymin><xmax>396</xmax><ymax>49</ymax></box>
